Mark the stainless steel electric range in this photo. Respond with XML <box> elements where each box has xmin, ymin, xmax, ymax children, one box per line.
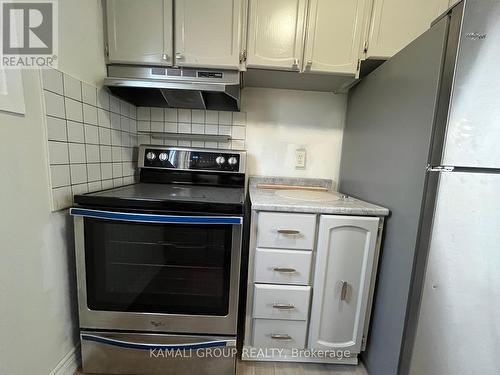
<box><xmin>70</xmin><ymin>146</ymin><xmax>246</xmax><ymax>375</ymax></box>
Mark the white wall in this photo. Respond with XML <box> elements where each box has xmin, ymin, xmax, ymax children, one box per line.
<box><xmin>243</xmin><ymin>88</ymin><xmax>347</xmax><ymax>184</ymax></box>
<box><xmin>0</xmin><ymin>1</ymin><xmax>106</xmax><ymax>374</ymax></box>
<box><xmin>58</xmin><ymin>0</ymin><xmax>107</xmax><ymax>86</ymax></box>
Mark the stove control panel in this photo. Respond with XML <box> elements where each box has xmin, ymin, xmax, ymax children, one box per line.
<box><xmin>139</xmin><ymin>145</ymin><xmax>246</xmax><ymax>173</ymax></box>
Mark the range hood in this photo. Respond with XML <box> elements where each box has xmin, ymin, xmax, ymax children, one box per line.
<box><xmin>104</xmin><ymin>65</ymin><xmax>241</xmax><ymax>111</ymax></box>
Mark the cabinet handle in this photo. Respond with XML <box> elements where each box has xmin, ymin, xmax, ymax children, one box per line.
<box><xmin>292</xmin><ymin>58</ymin><xmax>300</xmax><ymax>70</ymax></box>
<box><xmin>273</xmin><ymin>267</ymin><xmax>297</xmax><ymax>274</ymax></box>
<box><xmin>176</xmin><ymin>52</ymin><xmax>184</xmax><ymax>60</ymax></box>
<box><xmin>270</xmin><ymin>334</ymin><xmax>292</xmax><ymax>341</ymax></box>
<box><xmin>277</xmin><ymin>229</ymin><xmax>300</xmax><ymax>235</ymax></box>
<box><xmin>161</xmin><ymin>53</ymin><xmax>169</xmax><ymax>61</ymax></box>
<box><xmin>340</xmin><ymin>280</ymin><xmax>349</xmax><ymax>301</ymax></box>
<box><xmin>272</xmin><ymin>303</ymin><xmax>295</xmax><ymax>310</ymax></box>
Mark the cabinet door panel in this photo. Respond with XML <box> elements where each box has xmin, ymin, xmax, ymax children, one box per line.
<box><xmin>175</xmin><ymin>0</ymin><xmax>244</xmax><ymax>69</ymax></box>
<box><xmin>106</xmin><ymin>0</ymin><xmax>173</xmax><ymax>65</ymax></box>
<box><xmin>308</xmin><ymin>215</ymin><xmax>379</xmax><ymax>353</ymax></box>
<box><xmin>367</xmin><ymin>0</ymin><xmax>450</xmax><ymax>59</ymax></box>
<box><xmin>304</xmin><ymin>0</ymin><xmax>367</xmax><ymax>75</ymax></box>
<box><xmin>246</xmin><ymin>0</ymin><xmax>308</xmax><ymax>70</ymax></box>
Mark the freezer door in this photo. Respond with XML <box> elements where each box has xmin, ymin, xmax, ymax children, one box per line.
<box><xmin>441</xmin><ymin>0</ymin><xmax>500</xmax><ymax>168</ymax></box>
<box><xmin>408</xmin><ymin>171</ymin><xmax>500</xmax><ymax>375</ymax></box>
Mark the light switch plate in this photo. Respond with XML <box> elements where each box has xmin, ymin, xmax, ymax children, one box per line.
<box><xmin>295</xmin><ymin>148</ymin><xmax>306</xmax><ymax>169</ymax></box>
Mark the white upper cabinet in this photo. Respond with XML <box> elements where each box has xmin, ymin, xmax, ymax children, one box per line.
<box><xmin>308</xmin><ymin>215</ymin><xmax>379</xmax><ymax>353</ymax></box>
<box><xmin>106</xmin><ymin>0</ymin><xmax>173</xmax><ymax>66</ymax></box>
<box><xmin>303</xmin><ymin>0</ymin><xmax>368</xmax><ymax>75</ymax></box>
<box><xmin>246</xmin><ymin>0</ymin><xmax>308</xmax><ymax>71</ymax></box>
<box><xmin>366</xmin><ymin>0</ymin><xmax>450</xmax><ymax>59</ymax></box>
<box><xmin>174</xmin><ymin>0</ymin><xmax>245</xmax><ymax>69</ymax></box>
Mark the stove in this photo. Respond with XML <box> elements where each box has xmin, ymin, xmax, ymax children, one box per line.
<box><xmin>70</xmin><ymin>146</ymin><xmax>247</xmax><ymax>375</ymax></box>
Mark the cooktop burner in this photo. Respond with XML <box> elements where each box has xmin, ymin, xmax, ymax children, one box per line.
<box><xmin>74</xmin><ymin>146</ymin><xmax>247</xmax><ymax>214</ymax></box>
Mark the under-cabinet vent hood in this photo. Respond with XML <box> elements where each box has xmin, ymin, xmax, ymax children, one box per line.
<box><xmin>104</xmin><ymin>65</ymin><xmax>241</xmax><ymax>111</ymax></box>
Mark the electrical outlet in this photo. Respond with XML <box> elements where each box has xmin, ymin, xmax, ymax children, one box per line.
<box><xmin>295</xmin><ymin>148</ymin><xmax>306</xmax><ymax>169</ymax></box>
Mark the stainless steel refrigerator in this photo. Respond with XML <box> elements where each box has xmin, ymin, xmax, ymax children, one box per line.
<box><xmin>339</xmin><ymin>1</ymin><xmax>500</xmax><ymax>374</ymax></box>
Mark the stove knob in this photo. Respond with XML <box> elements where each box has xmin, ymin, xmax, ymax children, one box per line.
<box><xmin>228</xmin><ymin>156</ymin><xmax>238</xmax><ymax>165</ymax></box>
<box><xmin>216</xmin><ymin>156</ymin><xmax>226</xmax><ymax>165</ymax></box>
<box><xmin>146</xmin><ymin>152</ymin><xmax>156</xmax><ymax>161</ymax></box>
<box><xmin>159</xmin><ymin>152</ymin><xmax>168</xmax><ymax>161</ymax></box>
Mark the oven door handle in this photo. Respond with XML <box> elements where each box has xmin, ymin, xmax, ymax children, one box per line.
<box><xmin>69</xmin><ymin>208</ymin><xmax>242</xmax><ymax>225</ymax></box>
<box><xmin>81</xmin><ymin>334</ymin><xmax>236</xmax><ymax>350</ymax></box>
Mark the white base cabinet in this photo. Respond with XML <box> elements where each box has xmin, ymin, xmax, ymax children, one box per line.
<box><xmin>243</xmin><ymin>210</ymin><xmax>384</xmax><ymax>365</ymax></box>
<box><xmin>308</xmin><ymin>215</ymin><xmax>379</xmax><ymax>353</ymax></box>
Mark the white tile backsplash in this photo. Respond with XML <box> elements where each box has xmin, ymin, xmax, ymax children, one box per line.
<box><xmin>165</xmin><ymin>108</ymin><xmax>177</xmax><ymax>122</ymax></box>
<box><xmin>178</xmin><ymin>109</ymin><xmax>191</xmax><ymax>123</ymax></box>
<box><xmin>136</xmin><ymin>107</ymin><xmax>246</xmax><ymax>150</ymax></box>
<box><xmin>99</xmin><ymin>127</ymin><xmax>111</xmax><ymax>145</ymax></box>
<box><xmin>87</xmin><ymin>163</ymin><xmax>101</xmax><ymax>182</ymax></box>
<box><xmin>65</xmin><ymin>98</ymin><xmax>83</xmax><ymax>122</ymax></box>
<box><xmin>97</xmin><ymin>88</ymin><xmax>110</xmax><ymax>110</ymax></box>
<box><xmin>84</xmin><ymin>124</ymin><xmax>99</xmax><ymax>144</ymax></box>
<box><xmin>192</xmin><ymin>110</ymin><xmax>205</xmax><ymax>124</ymax></box>
<box><xmin>97</xmin><ymin>108</ymin><xmax>111</xmax><ymax>128</ymax></box>
<box><xmin>151</xmin><ymin>121</ymin><xmax>164</xmax><ymax>133</ymax></box>
<box><xmin>151</xmin><ymin>108</ymin><xmax>164</xmax><ymax>122</ymax></box>
<box><xmin>46</xmin><ymin>116</ymin><xmax>67</xmax><ymax>142</ymax></box>
<box><xmin>83</xmin><ymin>104</ymin><xmax>98</xmax><ymax>125</ymax></box>
<box><xmin>42</xmin><ymin>69</ymin><xmax>63</xmax><ymax>95</ymax></box>
<box><xmin>44</xmin><ymin>91</ymin><xmax>65</xmax><ymax>118</ymax></box>
<box><xmin>218</xmin><ymin>111</ymin><xmax>232</xmax><ymax>125</ymax></box>
<box><xmin>50</xmin><ymin>165</ymin><xmax>71</xmax><ymax>188</ymax></box>
<box><xmin>52</xmin><ymin>187</ymin><xmax>72</xmax><ymax>211</ymax></box>
<box><xmin>70</xmin><ymin>164</ymin><xmax>88</xmax><ymax>185</ymax></box>
<box><xmin>205</xmin><ymin>110</ymin><xmax>218</xmax><ymax>124</ymax></box>
<box><xmin>63</xmin><ymin>74</ymin><xmax>82</xmax><ymax>101</ymax></box>
<box><xmin>69</xmin><ymin>143</ymin><xmax>86</xmax><ymax>164</ymax></box>
<box><xmin>48</xmin><ymin>141</ymin><xmax>69</xmax><ymax>165</ymax></box>
<box><xmin>86</xmin><ymin>144</ymin><xmax>100</xmax><ymax>163</ymax></box>
<box><xmin>110</xmin><ymin>96</ymin><xmax>120</xmax><ymax>114</ymax></box>
<box><xmin>82</xmin><ymin>83</ymin><xmax>97</xmax><ymax>106</ymax></box>
<box><xmin>42</xmin><ymin>70</ymin><xmax>139</xmax><ymax>211</ymax></box>
<box><xmin>67</xmin><ymin>121</ymin><xmax>85</xmax><ymax>143</ymax></box>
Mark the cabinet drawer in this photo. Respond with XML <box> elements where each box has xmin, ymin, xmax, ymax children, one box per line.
<box><xmin>253</xmin><ymin>284</ymin><xmax>310</xmax><ymax>321</ymax></box>
<box><xmin>254</xmin><ymin>248</ymin><xmax>312</xmax><ymax>285</ymax></box>
<box><xmin>257</xmin><ymin>212</ymin><xmax>316</xmax><ymax>250</ymax></box>
<box><xmin>253</xmin><ymin>319</ymin><xmax>307</xmax><ymax>349</ymax></box>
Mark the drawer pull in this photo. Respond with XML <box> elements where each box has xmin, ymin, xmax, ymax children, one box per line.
<box><xmin>272</xmin><ymin>303</ymin><xmax>295</xmax><ymax>310</ymax></box>
<box><xmin>277</xmin><ymin>229</ymin><xmax>301</xmax><ymax>235</ymax></box>
<box><xmin>273</xmin><ymin>267</ymin><xmax>297</xmax><ymax>274</ymax></box>
<box><xmin>270</xmin><ymin>333</ymin><xmax>293</xmax><ymax>341</ymax></box>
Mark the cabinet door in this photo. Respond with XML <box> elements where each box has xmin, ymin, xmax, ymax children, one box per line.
<box><xmin>246</xmin><ymin>0</ymin><xmax>308</xmax><ymax>70</ymax></box>
<box><xmin>366</xmin><ymin>0</ymin><xmax>449</xmax><ymax>59</ymax></box>
<box><xmin>174</xmin><ymin>0</ymin><xmax>244</xmax><ymax>69</ymax></box>
<box><xmin>303</xmin><ymin>0</ymin><xmax>368</xmax><ymax>75</ymax></box>
<box><xmin>308</xmin><ymin>215</ymin><xmax>379</xmax><ymax>353</ymax></box>
<box><xmin>106</xmin><ymin>0</ymin><xmax>173</xmax><ymax>66</ymax></box>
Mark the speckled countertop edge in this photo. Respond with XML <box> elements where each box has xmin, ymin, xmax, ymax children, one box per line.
<box><xmin>249</xmin><ymin>176</ymin><xmax>389</xmax><ymax>216</ymax></box>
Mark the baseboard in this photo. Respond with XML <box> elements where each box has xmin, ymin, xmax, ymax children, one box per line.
<box><xmin>49</xmin><ymin>344</ymin><xmax>81</xmax><ymax>375</ymax></box>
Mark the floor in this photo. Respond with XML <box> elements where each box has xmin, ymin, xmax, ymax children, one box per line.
<box><xmin>75</xmin><ymin>360</ymin><xmax>368</xmax><ymax>375</ymax></box>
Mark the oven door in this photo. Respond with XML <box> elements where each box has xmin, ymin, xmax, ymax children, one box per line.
<box><xmin>70</xmin><ymin>208</ymin><xmax>243</xmax><ymax>335</ymax></box>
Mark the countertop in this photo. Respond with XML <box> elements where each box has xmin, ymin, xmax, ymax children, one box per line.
<box><xmin>249</xmin><ymin>176</ymin><xmax>389</xmax><ymax>216</ymax></box>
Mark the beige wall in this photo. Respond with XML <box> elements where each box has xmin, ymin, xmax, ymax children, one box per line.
<box><xmin>0</xmin><ymin>1</ymin><xmax>107</xmax><ymax>374</ymax></box>
<box><xmin>243</xmin><ymin>88</ymin><xmax>347</xmax><ymax>184</ymax></box>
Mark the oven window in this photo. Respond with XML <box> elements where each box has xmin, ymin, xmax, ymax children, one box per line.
<box><xmin>83</xmin><ymin>218</ymin><xmax>233</xmax><ymax>315</ymax></box>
